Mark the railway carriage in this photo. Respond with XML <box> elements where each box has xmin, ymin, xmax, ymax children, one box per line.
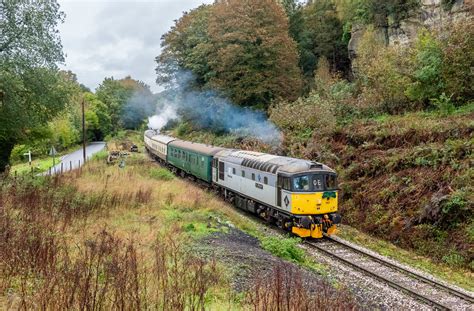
<box><xmin>144</xmin><ymin>130</ymin><xmax>175</xmax><ymax>163</ymax></box>
<box><xmin>167</xmin><ymin>140</ymin><xmax>225</xmax><ymax>183</ymax></box>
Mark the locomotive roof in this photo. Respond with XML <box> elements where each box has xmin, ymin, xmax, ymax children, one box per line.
<box><xmin>215</xmin><ymin>149</ymin><xmax>334</xmax><ymax>174</ymax></box>
<box><xmin>169</xmin><ymin>140</ymin><xmax>227</xmax><ymax>156</ymax></box>
<box><xmin>144</xmin><ymin>130</ymin><xmax>176</xmax><ymax>144</ymax></box>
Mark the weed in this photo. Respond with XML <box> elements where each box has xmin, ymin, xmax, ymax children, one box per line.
<box><xmin>260</xmin><ymin>236</ymin><xmax>305</xmax><ymax>264</ymax></box>
<box><xmin>442</xmin><ymin>252</ymin><xmax>466</xmax><ymax>267</ymax></box>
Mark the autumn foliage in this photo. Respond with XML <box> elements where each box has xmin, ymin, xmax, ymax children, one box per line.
<box><xmin>157</xmin><ymin>0</ymin><xmax>302</xmax><ymax>109</ymax></box>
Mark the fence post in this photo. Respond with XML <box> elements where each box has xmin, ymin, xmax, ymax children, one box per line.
<box><xmin>49</xmin><ymin>167</ymin><xmax>51</xmax><ymax>176</ymax></box>
<box><xmin>61</xmin><ymin>162</ymin><xmax>63</xmax><ymax>174</ymax></box>
<box><xmin>70</xmin><ymin>161</ymin><xmax>72</xmax><ymax>171</ymax></box>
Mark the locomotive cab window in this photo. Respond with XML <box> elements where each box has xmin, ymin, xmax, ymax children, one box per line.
<box><xmin>313</xmin><ymin>175</ymin><xmax>324</xmax><ymax>191</ymax></box>
<box><xmin>242</xmin><ymin>171</ymin><xmax>245</xmax><ymax>177</ymax></box>
<box><xmin>325</xmin><ymin>174</ymin><xmax>337</xmax><ymax>190</ymax></box>
<box><xmin>263</xmin><ymin>176</ymin><xmax>268</xmax><ymax>185</ymax></box>
<box><xmin>293</xmin><ymin>175</ymin><xmax>310</xmax><ymax>191</ymax></box>
<box><xmin>251</xmin><ymin>173</ymin><xmax>255</xmax><ymax>181</ymax></box>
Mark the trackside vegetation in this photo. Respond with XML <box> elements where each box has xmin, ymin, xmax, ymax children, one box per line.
<box><xmin>0</xmin><ymin>149</ymin><xmax>358</xmax><ymax>309</ymax></box>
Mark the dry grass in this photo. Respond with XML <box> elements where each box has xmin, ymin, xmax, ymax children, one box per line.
<box><xmin>246</xmin><ymin>263</ymin><xmax>357</xmax><ymax>311</ymax></box>
<box><xmin>0</xmin><ymin>154</ymin><xmax>235</xmax><ymax>310</ymax></box>
<box><xmin>1</xmin><ymin>150</ymin><xmax>360</xmax><ymax>310</ymax></box>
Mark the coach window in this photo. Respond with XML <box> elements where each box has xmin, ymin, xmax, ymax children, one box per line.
<box><xmin>252</xmin><ymin>173</ymin><xmax>255</xmax><ymax>181</ymax></box>
<box><xmin>264</xmin><ymin>176</ymin><xmax>268</xmax><ymax>185</ymax></box>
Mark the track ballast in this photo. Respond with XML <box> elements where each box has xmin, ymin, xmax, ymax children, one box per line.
<box><xmin>306</xmin><ymin>237</ymin><xmax>474</xmax><ymax>310</ymax></box>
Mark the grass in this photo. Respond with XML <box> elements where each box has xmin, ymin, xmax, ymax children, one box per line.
<box><xmin>338</xmin><ymin>224</ymin><xmax>474</xmax><ymax>291</ymax></box>
<box><xmin>149</xmin><ymin>167</ymin><xmax>175</xmax><ymax>181</ymax></box>
<box><xmin>11</xmin><ymin>157</ymin><xmax>59</xmax><ymax>175</ymax></box>
<box><xmin>261</xmin><ymin>236</ymin><xmax>305</xmax><ymax>263</ymax></box>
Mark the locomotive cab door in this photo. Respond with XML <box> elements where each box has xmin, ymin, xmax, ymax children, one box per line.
<box><xmin>277</xmin><ymin>175</ymin><xmax>283</xmax><ymax>207</ymax></box>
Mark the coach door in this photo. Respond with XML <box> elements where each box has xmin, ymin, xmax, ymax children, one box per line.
<box><xmin>218</xmin><ymin>161</ymin><xmax>225</xmax><ymax>181</ymax></box>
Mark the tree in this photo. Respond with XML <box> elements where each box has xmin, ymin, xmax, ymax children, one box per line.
<box><xmin>83</xmin><ymin>92</ymin><xmax>112</xmax><ymax>140</ymax></box>
<box><xmin>0</xmin><ymin>0</ymin><xmax>66</xmax><ymax>172</ymax></box>
<box><xmin>300</xmin><ymin>0</ymin><xmax>350</xmax><ymax>79</ymax></box>
<box><xmin>208</xmin><ymin>0</ymin><xmax>302</xmax><ymax>108</ymax></box>
<box><xmin>336</xmin><ymin>0</ymin><xmax>419</xmax><ymax>26</ymax></box>
<box><xmin>95</xmin><ymin>76</ymin><xmax>154</xmax><ymax>132</ymax></box>
<box><xmin>156</xmin><ymin>5</ymin><xmax>213</xmax><ymax>90</ymax></box>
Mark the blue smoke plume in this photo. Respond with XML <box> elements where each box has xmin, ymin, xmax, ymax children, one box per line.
<box><xmin>149</xmin><ymin>71</ymin><xmax>281</xmax><ymax>144</ymax></box>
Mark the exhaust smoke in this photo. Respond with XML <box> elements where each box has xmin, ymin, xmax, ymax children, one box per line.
<box><xmin>148</xmin><ymin>71</ymin><xmax>281</xmax><ymax>144</ymax></box>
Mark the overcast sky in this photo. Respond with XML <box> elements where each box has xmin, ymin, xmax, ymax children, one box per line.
<box><xmin>58</xmin><ymin>0</ymin><xmax>212</xmax><ymax>93</ymax></box>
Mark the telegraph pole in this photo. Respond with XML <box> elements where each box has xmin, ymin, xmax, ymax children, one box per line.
<box><xmin>82</xmin><ymin>98</ymin><xmax>86</xmax><ymax>163</ymax></box>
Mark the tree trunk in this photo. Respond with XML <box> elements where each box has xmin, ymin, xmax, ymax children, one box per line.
<box><xmin>0</xmin><ymin>139</ymin><xmax>15</xmax><ymax>173</ymax></box>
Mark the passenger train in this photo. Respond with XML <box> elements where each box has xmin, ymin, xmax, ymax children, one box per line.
<box><xmin>144</xmin><ymin>130</ymin><xmax>341</xmax><ymax>238</ymax></box>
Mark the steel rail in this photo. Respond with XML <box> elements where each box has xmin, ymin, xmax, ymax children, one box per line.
<box><xmin>326</xmin><ymin>236</ymin><xmax>474</xmax><ymax>305</ymax></box>
<box><xmin>306</xmin><ymin>240</ymin><xmax>451</xmax><ymax>310</ymax></box>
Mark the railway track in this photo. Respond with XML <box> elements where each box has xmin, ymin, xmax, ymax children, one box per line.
<box><xmin>306</xmin><ymin>237</ymin><xmax>474</xmax><ymax>310</ymax></box>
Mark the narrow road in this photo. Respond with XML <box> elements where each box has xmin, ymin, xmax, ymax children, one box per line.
<box><xmin>46</xmin><ymin>142</ymin><xmax>106</xmax><ymax>175</ymax></box>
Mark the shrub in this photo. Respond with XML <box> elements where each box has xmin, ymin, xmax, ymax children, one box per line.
<box><xmin>441</xmin><ymin>18</ymin><xmax>474</xmax><ymax>103</ymax></box>
<box><xmin>354</xmin><ymin>26</ymin><xmax>412</xmax><ymax>114</ymax></box>
<box><xmin>270</xmin><ymin>92</ymin><xmax>337</xmax><ymax>136</ymax></box>
<box><xmin>441</xmin><ymin>190</ymin><xmax>470</xmax><ymax>226</ymax></box>
<box><xmin>431</xmin><ymin>93</ymin><xmax>455</xmax><ymax>116</ymax></box>
<box><xmin>270</xmin><ymin>59</ymin><xmax>341</xmax><ymax>136</ymax></box>
<box><xmin>406</xmin><ymin>30</ymin><xmax>444</xmax><ymax>104</ymax></box>
<box><xmin>442</xmin><ymin>252</ymin><xmax>466</xmax><ymax>267</ymax></box>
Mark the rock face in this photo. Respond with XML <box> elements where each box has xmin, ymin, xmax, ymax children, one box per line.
<box><xmin>348</xmin><ymin>0</ymin><xmax>472</xmax><ymax>64</ymax></box>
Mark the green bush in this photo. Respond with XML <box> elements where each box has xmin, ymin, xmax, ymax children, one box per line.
<box><xmin>406</xmin><ymin>30</ymin><xmax>444</xmax><ymax>104</ymax></box>
<box><xmin>442</xmin><ymin>252</ymin><xmax>466</xmax><ymax>267</ymax></box>
<box><xmin>441</xmin><ymin>0</ymin><xmax>456</xmax><ymax>11</ymax></box>
<box><xmin>149</xmin><ymin>167</ymin><xmax>175</xmax><ymax>181</ymax></box>
<box><xmin>261</xmin><ymin>236</ymin><xmax>305</xmax><ymax>263</ymax></box>
<box><xmin>91</xmin><ymin>150</ymin><xmax>108</xmax><ymax>161</ymax></box>
<box><xmin>431</xmin><ymin>93</ymin><xmax>455</xmax><ymax>116</ymax></box>
<box><xmin>10</xmin><ymin>144</ymin><xmax>30</xmax><ymax>163</ymax></box>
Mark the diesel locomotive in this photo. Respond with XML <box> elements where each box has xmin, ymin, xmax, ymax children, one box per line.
<box><xmin>144</xmin><ymin>130</ymin><xmax>341</xmax><ymax>238</ymax></box>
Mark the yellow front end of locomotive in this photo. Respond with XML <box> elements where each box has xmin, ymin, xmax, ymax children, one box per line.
<box><xmin>290</xmin><ymin>191</ymin><xmax>338</xmax><ymax>215</ymax></box>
